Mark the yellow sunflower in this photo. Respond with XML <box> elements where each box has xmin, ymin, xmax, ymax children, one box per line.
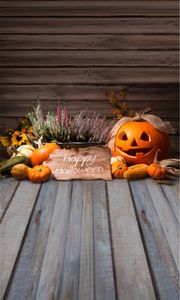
<box><xmin>11</xmin><ymin>131</ymin><xmax>30</xmax><ymax>147</ymax></box>
<box><xmin>0</xmin><ymin>136</ymin><xmax>11</xmax><ymax>147</ymax></box>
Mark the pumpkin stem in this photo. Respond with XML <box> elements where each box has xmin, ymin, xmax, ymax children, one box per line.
<box><xmin>133</xmin><ymin>107</ymin><xmax>151</xmax><ymax>121</ymax></box>
<box><xmin>37</xmin><ymin>136</ymin><xmax>43</xmax><ymax>148</ymax></box>
<box><xmin>153</xmin><ymin>149</ymin><xmax>161</xmax><ymax>163</ymax></box>
<box><xmin>26</xmin><ymin>134</ymin><xmax>38</xmax><ymax>148</ymax></box>
<box><xmin>7</xmin><ymin>145</ymin><xmax>18</xmax><ymax>156</ymax></box>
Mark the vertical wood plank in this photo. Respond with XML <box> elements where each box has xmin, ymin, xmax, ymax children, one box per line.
<box><xmin>78</xmin><ymin>181</ymin><xmax>94</xmax><ymax>300</ymax></box>
<box><xmin>130</xmin><ymin>179</ymin><xmax>179</xmax><ymax>300</ymax></box>
<box><xmin>6</xmin><ymin>180</ymin><xmax>59</xmax><ymax>300</ymax></box>
<box><xmin>0</xmin><ymin>181</ymin><xmax>41</xmax><ymax>300</ymax></box>
<box><xmin>0</xmin><ymin>177</ymin><xmax>19</xmax><ymax>222</ymax></box>
<box><xmin>107</xmin><ymin>180</ymin><xmax>156</xmax><ymax>300</ymax></box>
<box><xmin>93</xmin><ymin>181</ymin><xmax>116</xmax><ymax>300</ymax></box>
<box><xmin>145</xmin><ymin>179</ymin><xmax>179</xmax><ymax>269</ymax></box>
<box><xmin>160</xmin><ymin>180</ymin><xmax>179</xmax><ymax>222</ymax></box>
<box><xmin>59</xmin><ymin>181</ymin><xmax>84</xmax><ymax>300</ymax></box>
<box><xmin>35</xmin><ymin>181</ymin><xmax>72</xmax><ymax>300</ymax></box>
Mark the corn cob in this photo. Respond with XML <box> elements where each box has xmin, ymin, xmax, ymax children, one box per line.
<box><xmin>123</xmin><ymin>164</ymin><xmax>148</xmax><ymax>180</ymax></box>
<box><xmin>0</xmin><ymin>156</ymin><xmax>29</xmax><ymax>176</ymax></box>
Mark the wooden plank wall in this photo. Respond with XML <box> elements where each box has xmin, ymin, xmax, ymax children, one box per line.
<box><xmin>0</xmin><ymin>1</ymin><xmax>179</xmax><ymax>152</ymax></box>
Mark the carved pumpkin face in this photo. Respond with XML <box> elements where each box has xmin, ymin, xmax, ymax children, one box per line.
<box><xmin>113</xmin><ymin>121</ymin><xmax>170</xmax><ymax>165</ymax></box>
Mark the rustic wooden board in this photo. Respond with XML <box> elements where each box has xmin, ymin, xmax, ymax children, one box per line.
<box><xmin>107</xmin><ymin>180</ymin><xmax>156</xmax><ymax>300</ymax></box>
<box><xmin>0</xmin><ymin>177</ymin><xmax>19</xmax><ymax>222</ymax></box>
<box><xmin>59</xmin><ymin>181</ymin><xmax>84</xmax><ymax>300</ymax></box>
<box><xmin>160</xmin><ymin>180</ymin><xmax>179</xmax><ymax>222</ymax></box>
<box><xmin>35</xmin><ymin>181</ymin><xmax>72</xmax><ymax>300</ymax></box>
<box><xmin>78</xmin><ymin>181</ymin><xmax>94</xmax><ymax>300</ymax></box>
<box><xmin>92</xmin><ymin>181</ymin><xmax>116</xmax><ymax>299</ymax></box>
<box><xmin>0</xmin><ymin>1</ymin><xmax>178</xmax><ymax>17</ymax></box>
<box><xmin>0</xmin><ymin>84</ymin><xmax>178</xmax><ymax>101</ymax></box>
<box><xmin>1</xmin><ymin>18</ymin><xmax>178</xmax><ymax>34</ymax></box>
<box><xmin>0</xmin><ymin>180</ymin><xmax>41</xmax><ymax>300</ymax></box>
<box><xmin>0</xmin><ymin>34</ymin><xmax>178</xmax><ymax>50</ymax></box>
<box><xmin>5</xmin><ymin>180</ymin><xmax>59</xmax><ymax>300</ymax></box>
<box><xmin>0</xmin><ymin>50</ymin><xmax>178</xmax><ymax>67</ymax></box>
<box><xmin>0</xmin><ymin>100</ymin><xmax>179</xmax><ymax>118</ymax></box>
<box><xmin>0</xmin><ymin>67</ymin><xmax>178</xmax><ymax>84</ymax></box>
<box><xmin>130</xmin><ymin>179</ymin><xmax>179</xmax><ymax>300</ymax></box>
<box><xmin>44</xmin><ymin>147</ymin><xmax>112</xmax><ymax>181</ymax></box>
<box><xmin>59</xmin><ymin>180</ymin><xmax>116</xmax><ymax>299</ymax></box>
<box><xmin>145</xmin><ymin>179</ymin><xmax>179</xmax><ymax>269</ymax></box>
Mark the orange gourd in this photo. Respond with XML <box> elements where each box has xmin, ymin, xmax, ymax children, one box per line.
<box><xmin>28</xmin><ymin>165</ymin><xmax>52</xmax><ymax>183</ymax></box>
<box><xmin>11</xmin><ymin>163</ymin><xmax>30</xmax><ymax>180</ymax></box>
<box><xmin>111</xmin><ymin>160</ymin><xmax>128</xmax><ymax>178</ymax></box>
<box><xmin>31</xmin><ymin>143</ymin><xmax>61</xmax><ymax>166</ymax></box>
<box><xmin>113</xmin><ymin>121</ymin><xmax>170</xmax><ymax>165</ymax></box>
<box><xmin>147</xmin><ymin>163</ymin><xmax>166</xmax><ymax>179</ymax></box>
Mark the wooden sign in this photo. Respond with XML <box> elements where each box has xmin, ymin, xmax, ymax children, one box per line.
<box><xmin>44</xmin><ymin>146</ymin><xmax>112</xmax><ymax>180</ymax></box>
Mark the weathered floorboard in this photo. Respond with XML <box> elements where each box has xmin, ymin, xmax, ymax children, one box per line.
<box><xmin>78</xmin><ymin>181</ymin><xmax>94</xmax><ymax>300</ymax></box>
<box><xmin>107</xmin><ymin>179</ymin><xmax>156</xmax><ymax>300</ymax></box>
<box><xmin>5</xmin><ymin>180</ymin><xmax>59</xmax><ymax>300</ymax></box>
<box><xmin>0</xmin><ymin>181</ymin><xmax>41</xmax><ymax>300</ymax></box>
<box><xmin>59</xmin><ymin>181</ymin><xmax>84</xmax><ymax>300</ymax></box>
<box><xmin>92</xmin><ymin>181</ymin><xmax>116</xmax><ymax>299</ymax></box>
<box><xmin>145</xmin><ymin>179</ymin><xmax>179</xmax><ymax>269</ymax></box>
<box><xmin>35</xmin><ymin>181</ymin><xmax>72</xmax><ymax>300</ymax></box>
<box><xmin>0</xmin><ymin>177</ymin><xmax>19</xmax><ymax>222</ymax></box>
<box><xmin>130</xmin><ymin>179</ymin><xmax>179</xmax><ymax>300</ymax></box>
<box><xmin>160</xmin><ymin>180</ymin><xmax>179</xmax><ymax>222</ymax></box>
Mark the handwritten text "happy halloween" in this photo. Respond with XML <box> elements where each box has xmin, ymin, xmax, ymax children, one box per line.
<box><xmin>54</xmin><ymin>154</ymin><xmax>104</xmax><ymax>175</ymax></box>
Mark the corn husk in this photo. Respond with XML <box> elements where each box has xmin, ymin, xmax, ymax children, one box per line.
<box><xmin>159</xmin><ymin>158</ymin><xmax>180</xmax><ymax>178</ymax></box>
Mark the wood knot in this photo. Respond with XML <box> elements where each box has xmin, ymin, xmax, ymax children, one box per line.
<box><xmin>141</xmin><ymin>210</ymin><xmax>148</xmax><ymax>224</ymax></box>
<box><xmin>35</xmin><ymin>210</ymin><xmax>42</xmax><ymax>225</ymax></box>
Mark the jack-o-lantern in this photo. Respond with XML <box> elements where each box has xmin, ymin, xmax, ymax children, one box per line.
<box><xmin>113</xmin><ymin>120</ymin><xmax>170</xmax><ymax>165</ymax></box>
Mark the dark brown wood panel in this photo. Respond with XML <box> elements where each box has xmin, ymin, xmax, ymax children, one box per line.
<box><xmin>0</xmin><ymin>50</ymin><xmax>178</xmax><ymax>67</ymax></box>
<box><xmin>0</xmin><ymin>35</ymin><xmax>178</xmax><ymax>50</ymax></box>
<box><xmin>1</xmin><ymin>18</ymin><xmax>178</xmax><ymax>34</ymax></box>
<box><xmin>0</xmin><ymin>67</ymin><xmax>178</xmax><ymax>84</ymax></box>
<box><xmin>0</xmin><ymin>1</ymin><xmax>178</xmax><ymax>17</ymax></box>
<box><xmin>0</xmin><ymin>84</ymin><xmax>178</xmax><ymax>101</ymax></box>
<box><xmin>0</xmin><ymin>99</ymin><xmax>179</xmax><ymax>119</ymax></box>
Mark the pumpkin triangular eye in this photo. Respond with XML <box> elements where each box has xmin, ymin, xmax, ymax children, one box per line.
<box><xmin>118</xmin><ymin>131</ymin><xmax>128</xmax><ymax>140</ymax></box>
<box><xmin>140</xmin><ymin>131</ymin><xmax>149</xmax><ymax>141</ymax></box>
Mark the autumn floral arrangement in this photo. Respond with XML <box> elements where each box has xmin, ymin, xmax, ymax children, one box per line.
<box><xmin>0</xmin><ymin>100</ymin><xmax>114</xmax><ymax>181</ymax></box>
<box><xmin>0</xmin><ymin>93</ymin><xmax>179</xmax><ymax>183</ymax></box>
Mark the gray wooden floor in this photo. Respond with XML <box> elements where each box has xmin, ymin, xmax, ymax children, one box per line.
<box><xmin>0</xmin><ymin>178</ymin><xmax>179</xmax><ymax>300</ymax></box>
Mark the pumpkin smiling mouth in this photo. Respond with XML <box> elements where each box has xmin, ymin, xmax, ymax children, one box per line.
<box><xmin>119</xmin><ymin>147</ymin><xmax>153</xmax><ymax>157</ymax></box>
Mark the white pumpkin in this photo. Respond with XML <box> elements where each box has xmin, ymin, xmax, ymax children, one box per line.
<box><xmin>12</xmin><ymin>145</ymin><xmax>35</xmax><ymax>160</ymax></box>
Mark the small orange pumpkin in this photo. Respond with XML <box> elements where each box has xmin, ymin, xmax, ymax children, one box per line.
<box><xmin>111</xmin><ymin>160</ymin><xmax>128</xmax><ymax>178</ymax></box>
<box><xmin>147</xmin><ymin>163</ymin><xmax>166</xmax><ymax>179</ymax></box>
<box><xmin>28</xmin><ymin>165</ymin><xmax>52</xmax><ymax>183</ymax></box>
<box><xmin>31</xmin><ymin>143</ymin><xmax>61</xmax><ymax>166</ymax></box>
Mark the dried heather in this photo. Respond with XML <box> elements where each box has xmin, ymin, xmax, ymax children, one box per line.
<box><xmin>28</xmin><ymin>102</ymin><xmax>113</xmax><ymax>144</ymax></box>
